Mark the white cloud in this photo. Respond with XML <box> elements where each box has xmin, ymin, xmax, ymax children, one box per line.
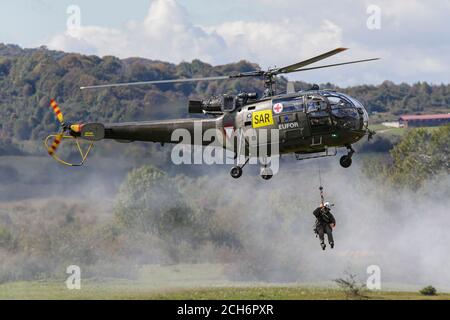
<box><xmin>210</xmin><ymin>19</ymin><xmax>342</xmax><ymax>68</ymax></box>
<box><xmin>48</xmin><ymin>0</ymin><xmax>344</xmax><ymax>67</ymax></box>
<box><xmin>48</xmin><ymin>0</ymin><xmax>227</xmax><ymax>63</ymax></box>
<box><xmin>49</xmin><ymin>26</ymin><xmax>128</xmax><ymax>57</ymax></box>
<box><xmin>47</xmin><ymin>0</ymin><xmax>450</xmax><ymax>85</ymax></box>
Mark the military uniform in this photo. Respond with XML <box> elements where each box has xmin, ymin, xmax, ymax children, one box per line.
<box><xmin>313</xmin><ymin>207</ymin><xmax>336</xmax><ymax>250</ymax></box>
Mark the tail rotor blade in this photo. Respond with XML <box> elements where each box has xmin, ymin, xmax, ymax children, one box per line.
<box><xmin>47</xmin><ymin>133</ymin><xmax>63</xmax><ymax>156</ymax></box>
<box><xmin>50</xmin><ymin>99</ymin><xmax>64</xmax><ymax>124</ymax></box>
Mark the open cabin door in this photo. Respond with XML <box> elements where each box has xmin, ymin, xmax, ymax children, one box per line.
<box><xmin>305</xmin><ymin>94</ymin><xmax>333</xmax><ymax>135</ymax></box>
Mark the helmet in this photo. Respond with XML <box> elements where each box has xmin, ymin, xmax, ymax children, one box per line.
<box><xmin>324</xmin><ymin>202</ymin><xmax>331</xmax><ymax>209</ymax></box>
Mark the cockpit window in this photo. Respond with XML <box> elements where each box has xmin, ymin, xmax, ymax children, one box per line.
<box><xmin>341</xmin><ymin>94</ymin><xmax>363</xmax><ymax>108</ymax></box>
<box><xmin>306</xmin><ymin>95</ymin><xmax>328</xmax><ymax>113</ymax></box>
<box><xmin>339</xmin><ymin>94</ymin><xmax>369</xmax><ymax>129</ymax></box>
<box><xmin>327</xmin><ymin>95</ymin><xmax>353</xmax><ymax>109</ymax></box>
<box><xmin>323</xmin><ymin>93</ymin><xmax>363</xmax><ymax>130</ymax></box>
<box><xmin>306</xmin><ymin>95</ymin><xmax>332</xmax><ymax>133</ymax></box>
<box><xmin>332</xmin><ymin>107</ymin><xmax>359</xmax><ymax>118</ymax></box>
<box><xmin>304</xmin><ymin>92</ymin><xmax>368</xmax><ymax>132</ymax></box>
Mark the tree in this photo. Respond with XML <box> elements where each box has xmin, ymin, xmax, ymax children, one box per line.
<box><xmin>114</xmin><ymin>165</ymin><xmax>168</xmax><ymax>232</ymax></box>
<box><xmin>1</xmin><ymin>43</ymin><xmax>450</xmax><ymax>157</ymax></box>
<box><xmin>389</xmin><ymin>126</ymin><xmax>450</xmax><ymax>189</ymax></box>
<box><xmin>113</xmin><ymin>164</ymin><xmax>242</xmax><ymax>263</ymax></box>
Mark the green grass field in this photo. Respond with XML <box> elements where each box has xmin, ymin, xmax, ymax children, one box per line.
<box><xmin>2</xmin><ymin>281</ymin><xmax>450</xmax><ymax>300</ymax></box>
<box><xmin>1</xmin><ymin>264</ymin><xmax>449</xmax><ymax>300</ymax></box>
<box><xmin>370</xmin><ymin>124</ymin><xmax>443</xmax><ymax>137</ymax></box>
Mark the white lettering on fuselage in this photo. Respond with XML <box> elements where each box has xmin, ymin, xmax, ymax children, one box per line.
<box><xmin>279</xmin><ymin>122</ymin><xmax>299</xmax><ymax>130</ymax></box>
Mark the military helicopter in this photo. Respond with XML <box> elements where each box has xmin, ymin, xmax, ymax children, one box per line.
<box><xmin>45</xmin><ymin>48</ymin><xmax>378</xmax><ymax>180</ymax></box>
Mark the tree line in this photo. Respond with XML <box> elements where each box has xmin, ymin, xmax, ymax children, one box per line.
<box><xmin>0</xmin><ymin>43</ymin><xmax>449</xmax><ymax>155</ymax></box>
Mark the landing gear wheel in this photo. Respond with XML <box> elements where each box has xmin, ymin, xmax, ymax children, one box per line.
<box><xmin>230</xmin><ymin>166</ymin><xmax>243</xmax><ymax>179</ymax></box>
<box><xmin>260</xmin><ymin>167</ymin><xmax>273</xmax><ymax>180</ymax></box>
<box><xmin>340</xmin><ymin>155</ymin><xmax>352</xmax><ymax>168</ymax></box>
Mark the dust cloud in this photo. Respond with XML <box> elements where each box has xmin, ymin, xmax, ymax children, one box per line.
<box><xmin>0</xmin><ymin>149</ymin><xmax>449</xmax><ymax>291</ymax></box>
<box><xmin>204</xmin><ymin>157</ymin><xmax>450</xmax><ymax>290</ymax></box>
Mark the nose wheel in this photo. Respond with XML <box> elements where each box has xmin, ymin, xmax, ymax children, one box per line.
<box><xmin>339</xmin><ymin>155</ymin><xmax>352</xmax><ymax>168</ymax></box>
<box><xmin>340</xmin><ymin>145</ymin><xmax>355</xmax><ymax>168</ymax></box>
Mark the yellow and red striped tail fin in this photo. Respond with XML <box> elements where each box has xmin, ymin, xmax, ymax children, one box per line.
<box><xmin>50</xmin><ymin>99</ymin><xmax>64</xmax><ymax>124</ymax></box>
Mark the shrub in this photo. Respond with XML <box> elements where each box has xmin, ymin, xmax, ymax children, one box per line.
<box><xmin>420</xmin><ymin>285</ymin><xmax>437</xmax><ymax>296</ymax></box>
<box><xmin>334</xmin><ymin>272</ymin><xmax>369</xmax><ymax>300</ymax></box>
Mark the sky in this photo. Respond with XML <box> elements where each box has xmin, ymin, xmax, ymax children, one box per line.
<box><xmin>1</xmin><ymin>0</ymin><xmax>449</xmax><ymax>86</ymax></box>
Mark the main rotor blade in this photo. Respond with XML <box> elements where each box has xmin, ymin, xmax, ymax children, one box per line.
<box><xmin>285</xmin><ymin>58</ymin><xmax>380</xmax><ymax>74</ymax></box>
<box><xmin>80</xmin><ymin>75</ymin><xmax>231</xmax><ymax>90</ymax></box>
<box><xmin>275</xmin><ymin>47</ymin><xmax>348</xmax><ymax>74</ymax></box>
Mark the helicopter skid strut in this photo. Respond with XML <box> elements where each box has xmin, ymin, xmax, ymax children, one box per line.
<box><xmin>230</xmin><ymin>157</ymin><xmax>248</xmax><ymax>179</ymax></box>
<box><xmin>260</xmin><ymin>164</ymin><xmax>273</xmax><ymax>180</ymax></box>
<box><xmin>230</xmin><ymin>157</ymin><xmax>274</xmax><ymax>180</ymax></box>
<box><xmin>230</xmin><ymin>128</ymin><xmax>248</xmax><ymax>179</ymax></box>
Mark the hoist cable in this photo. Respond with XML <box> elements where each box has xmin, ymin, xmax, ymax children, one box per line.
<box><xmin>318</xmin><ymin>160</ymin><xmax>324</xmax><ymax>206</ymax></box>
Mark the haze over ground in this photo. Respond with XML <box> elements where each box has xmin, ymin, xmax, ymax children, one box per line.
<box><xmin>1</xmin><ymin>150</ymin><xmax>449</xmax><ymax>291</ymax></box>
<box><xmin>0</xmin><ymin>0</ymin><xmax>449</xmax><ymax>296</ymax></box>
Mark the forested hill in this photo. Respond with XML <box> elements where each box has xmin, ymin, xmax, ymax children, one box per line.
<box><xmin>0</xmin><ymin>43</ymin><xmax>264</xmax><ymax>143</ymax></box>
<box><xmin>0</xmin><ymin>43</ymin><xmax>449</xmax><ymax>144</ymax></box>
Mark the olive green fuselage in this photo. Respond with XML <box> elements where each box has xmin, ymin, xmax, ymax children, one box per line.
<box><xmin>101</xmin><ymin>90</ymin><xmax>368</xmax><ymax>156</ymax></box>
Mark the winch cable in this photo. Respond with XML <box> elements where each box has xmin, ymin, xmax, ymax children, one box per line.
<box><xmin>318</xmin><ymin>160</ymin><xmax>324</xmax><ymax>206</ymax></box>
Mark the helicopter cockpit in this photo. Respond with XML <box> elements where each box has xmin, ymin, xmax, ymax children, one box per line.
<box><xmin>325</xmin><ymin>92</ymin><xmax>368</xmax><ymax>131</ymax></box>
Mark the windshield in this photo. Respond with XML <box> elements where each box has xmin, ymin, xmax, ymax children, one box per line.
<box><xmin>323</xmin><ymin>92</ymin><xmax>366</xmax><ymax>130</ymax></box>
<box><xmin>339</xmin><ymin>93</ymin><xmax>369</xmax><ymax>129</ymax></box>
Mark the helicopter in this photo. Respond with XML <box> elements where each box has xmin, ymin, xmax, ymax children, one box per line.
<box><xmin>45</xmin><ymin>47</ymin><xmax>378</xmax><ymax>180</ymax></box>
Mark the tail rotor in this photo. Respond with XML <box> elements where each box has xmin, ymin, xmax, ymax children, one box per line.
<box><xmin>44</xmin><ymin>99</ymin><xmax>95</xmax><ymax>166</ymax></box>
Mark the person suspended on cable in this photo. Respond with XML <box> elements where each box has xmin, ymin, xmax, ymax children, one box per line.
<box><xmin>313</xmin><ymin>201</ymin><xmax>336</xmax><ymax>250</ymax></box>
